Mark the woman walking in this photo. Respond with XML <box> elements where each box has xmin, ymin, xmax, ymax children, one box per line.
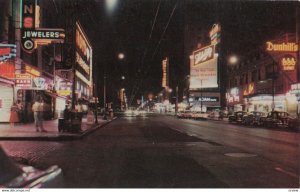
<box><xmin>9</xmin><ymin>102</ymin><xmax>19</xmax><ymax>128</ymax></box>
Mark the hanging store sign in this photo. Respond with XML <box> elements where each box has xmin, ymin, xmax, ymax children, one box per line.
<box><xmin>226</xmin><ymin>87</ymin><xmax>241</xmax><ymax>104</ymax></box>
<box><xmin>0</xmin><ymin>60</ymin><xmax>15</xmax><ymax>79</ymax></box>
<box><xmin>243</xmin><ymin>83</ymin><xmax>255</xmax><ymax>96</ymax></box>
<box><xmin>23</xmin><ymin>64</ymin><xmax>41</xmax><ymax>77</ymax></box>
<box><xmin>15</xmin><ymin>74</ymin><xmax>32</xmax><ymax>88</ymax></box>
<box><xmin>21</xmin><ymin>0</ymin><xmax>64</xmax><ymax>53</ymax></box>
<box><xmin>21</xmin><ymin>28</ymin><xmax>65</xmax><ymax>52</ymax></box>
<box><xmin>193</xmin><ymin>45</ymin><xmax>214</xmax><ymax>66</ymax></box>
<box><xmin>266</xmin><ymin>42</ymin><xmax>298</xmax><ymax>52</ymax></box>
<box><xmin>22</xmin><ymin>0</ymin><xmax>36</xmax><ymax>29</ymax></box>
<box><xmin>0</xmin><ymin>44</ymin><xmax>16</xmax><ymax>61</ymax></box>
<box><xmin>280</xmin><ymin>55</ymin><xmax>296</xmax><ymax>71</ymax></box>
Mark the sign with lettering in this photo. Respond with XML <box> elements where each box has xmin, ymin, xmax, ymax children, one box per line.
<box><xmin>209</xmin><ymin>24</ymin><xmax>221</xmax><ymax>45</ymax></box>
<box><xmin>23</xmin><ymin>64</ymin><xmax>41</xmax><ymax>77</ymax></box>
<box><xmin>226</xmin><ymin>87</ymin><xmax>241</xmax><ymax>104</ymax></box>
<box><xmin>243</xmin><ymin>83</ymin><xmax>255</xmax><ymax>96</ymax></box>
<box><xmin>22</xmin><ymin>0</ymin><xmax>36</xmax><ymax>29</ymax></box>
<box><xmin>0</xmin><ymin>44</ymin><xmax>16</xmax><ymax>61</ymax></box>
<box><xmin>280</xmin><ymin>55</ymin><xmax>296</xmax><ymax>71</ymax></box>
<box><xmin>198</xmin><ymin>96</ymin><xmax>219</xmax><ymax>102</ymax></box>
<box><xmin>15</xmin><ymin>74</ymin><xmax>32</xmax><ymax>88</ymax></box>
<box><xmin>21</xmin><ymin>28</ymin><xmax>65</xmax><ymax>52</ymax></box>
<box><xmin>190</xmin><ymin>53</ymin><xmax>218</xmax><ymax>89</ymax></box>
<box><xmin>162</xmin><ymin>58</ymin><xmax>169</xmax><ymax>88</ymax></box>
<box><xmin>0</xmin><ymin>60</ymin><xmax>15</xmax><ymax>79</ymax></box>
<box><xmin>266</xmin><ymin>42</ymin><xmax>298</xmax><ymax>52</ymax></box>
<box><xmin>193</xmin><ymin>45</ymin><xmax>214</xmax><ymax>66</ymax></box>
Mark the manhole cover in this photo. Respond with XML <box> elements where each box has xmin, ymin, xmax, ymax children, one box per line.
<box><xmin>224</xmin><ymin>153</ymin><xmax>257</xmax><ymax>158</ymax></box>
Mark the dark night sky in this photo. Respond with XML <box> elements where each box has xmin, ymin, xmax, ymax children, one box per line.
<box><xmin>83</xmin><ymin>0</ymin><xmax>298</xmax><ymax>106</ymax></box>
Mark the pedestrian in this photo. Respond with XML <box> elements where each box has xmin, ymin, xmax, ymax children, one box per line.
<box><xmin>75</xmin><ymin>101</ymin><xmax>83</xmax><ymax>121</ymax></box>
<box><xmin>32</xmin><ymin>98</ymin><xmax>47</xmax><ymax>132</ymax></box>
<box><xmin>16</xmin><ymin>100</ymin><xmax>24</xmax><ymax>124</ymax></box>
<box><xmin>9</xmin><ymin>102</ymin><xmax>19</xmax><ymax>128</ymax></box>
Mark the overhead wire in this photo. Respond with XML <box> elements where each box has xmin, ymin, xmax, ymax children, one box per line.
<box><xmin>129</xmin><ymin>0</ymin><xmax>179</xmax><ymax>106</ymax></box>
<box><xmin>128</xmin><ymin>0</ymin><xmax>162</xmax><ymax>105</ymax></box>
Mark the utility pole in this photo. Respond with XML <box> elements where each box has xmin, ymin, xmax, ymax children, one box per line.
<box><xmin>200</xmin><ymin>79</ymin><xmax>203</xmax><ymax>112</ymax></box>
<box><xmin>94</xmin><ymin>83</ymin><xmax>98</xmax><ymax>124</ymax></box>
<box><xmin>175</xmin><ymin>86</ymin><xmax>178</xmax><ymax>115</ymax></box>
<box><xmin>272</xmin><ymin>60</ymin><xmax>275</xmax><ymax>112</ymax></box>
<box><xmin>103</xmin><ymin>75</ymin><xmax>107</xmax><ymax>120</ymax></box>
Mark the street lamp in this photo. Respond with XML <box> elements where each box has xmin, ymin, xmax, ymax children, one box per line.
<box><xmin>94</xmin><ymin>83</ymin><xmax>98</xmax><ymax>124</ymax></box>
<box><xmin>118</xmin><ymin>53</ymin><xmax>125</xmax><ymax>60</ymax></box>
<box><xmin>228</xmin><ymin>55</ymin><xmax>238</xmax><ymax>65</ymax></box>
<box><xmin>103</xmin><ymin>75</ymin><xmax>107</xmax><ymax>120</ymax></box>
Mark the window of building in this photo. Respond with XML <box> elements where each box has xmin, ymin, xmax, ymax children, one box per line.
<box><xmin>252</xmin><ymin>70</ymin><xmax>257</xmax><ymax>82</ymax></box>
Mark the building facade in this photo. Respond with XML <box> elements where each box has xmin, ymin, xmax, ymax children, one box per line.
<box><xmin>226</xmin><ymin>33</ymin><xmax>299</xmax><ymax>117</ymax></box>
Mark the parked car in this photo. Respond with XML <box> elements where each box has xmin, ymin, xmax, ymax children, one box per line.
<box><xmin>287</xmin><ymin>117</ymin><xmax>300</xmax><ymax>131</ymax></box>
<box><xmin>177</xmin><ymin>111</ymin><xmax>192</xmax><ymax>119</ymax></box>
<box><xmin>192</xmin><ymin>112</ymin><xmax>208</xmax><ymax>120</ymax></box>
<box><xmin>228</xmin><ymin>111</ymin><xmax>247</xmax><ymax>124</ymax></box>
<box><xmin>262</xmin><ymin>111</ymin><xmax>290</xmax><ymax>128</ymax></box>
<box><xmin>242</xmin><ymin>111</ymin><xmax>266</xmax><ymax>126</ymax></box>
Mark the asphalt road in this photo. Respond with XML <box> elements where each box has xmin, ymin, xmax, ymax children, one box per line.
<box><xmin>0</xmin><ymin>114</ymin><xmax>299</xmax><ymax>188</ymax></box>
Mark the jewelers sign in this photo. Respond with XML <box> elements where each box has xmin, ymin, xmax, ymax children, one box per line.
<box><xmin>21</xmin><ymin>28</ymin><xmax>65</xmax><ymax>52</ymax></box>
<box><xmin>21</xmin><ymin>0</ymin><xmax>65</xmax><ymax>52</ymax></box>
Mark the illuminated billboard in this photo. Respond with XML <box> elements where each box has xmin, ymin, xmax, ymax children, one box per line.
<box><xmin>75</xmin><ymin>22</ymin><xmax>92</xmax><ymax>84</ymax></box>
<box><xmin>190</xmin><ymin>45</ymin><xmax>218</xmax><ymax>89</ymax></box>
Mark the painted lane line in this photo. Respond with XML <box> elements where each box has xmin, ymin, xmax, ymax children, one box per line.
<box><xmin>275</xmin><ymin>167</ymin><xmax>298</xmax><ymax>179</ymax></box>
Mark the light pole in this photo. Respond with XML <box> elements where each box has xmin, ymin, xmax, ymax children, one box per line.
<box><xmin>94</xmin><ymin>83</ymin><xmax>98</xmax><ymax>124</ymax></box>
<box><xmin>175</xmin><ymin>86</ymin><xmax>178</xmax><ymax>115</ymax></box>
<box><xmin>200</xmin><ymin>79</ymin><xmax>203</xmax><ymax>112</ymax></box>
<box><xmin>103</xmin><ymin>75</ymin><xmax>107</xmax><ymax>120</ymax></box>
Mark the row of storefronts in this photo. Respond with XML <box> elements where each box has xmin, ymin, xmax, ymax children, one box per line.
<box><xmin>226</xmin><ymin>33</ymin><xmax>299</xmax><ymax>117</ymax></box>
<box><xmin>0</xmin><ymin>0</ymin><xmax>93</xmax><ymax>122</ymax></box>
<box><xmin>226</xmin><ymin>83</ymin><xmax>300</xmax><ymax>116</ymax></box>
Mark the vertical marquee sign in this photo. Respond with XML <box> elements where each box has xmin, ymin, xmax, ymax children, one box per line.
<box><xmin>162</xmin><ymin>58</ymin><xmax>169</xmax><ymax>88</ymax></box>
<box><xmin>21</xmin><ymin>0</ymin><xmax>65</xmax><ymax>53</ymax></box>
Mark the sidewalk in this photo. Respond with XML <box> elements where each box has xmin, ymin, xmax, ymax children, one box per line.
<box><xmin>0</xmin><ymin>116</ymin><xmax>116</xmax><ymax>141</ymax></box>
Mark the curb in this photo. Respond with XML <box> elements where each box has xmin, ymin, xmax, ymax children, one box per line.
<box><xmin>0</xmin><ymin>117</ymin><xmax>117</xmax><ymax>141</ymax></box>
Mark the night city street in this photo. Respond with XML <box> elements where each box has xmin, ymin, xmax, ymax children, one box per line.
<box><xmin>0</xmin><ymin>0</ymin><xmax>299</xmax><ymax>189</ymax></box>
<box><xmin>0</xmin><ymin>114</ymin><xmax>299</xmax><ymax>188</ymax></box>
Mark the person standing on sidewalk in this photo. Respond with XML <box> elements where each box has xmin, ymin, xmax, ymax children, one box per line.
<box><xmin>9</xmin><ymin>102</ymin><xmax>19</xmax><ymax>128</ymax></box>
<box><xmin>32</xmin><ymin>98</ymin><xmax>47</xmax><ymax>132</ymax></box>
<box><xmin>16</xmin><ymin>100</ymin><xmax>24</xmax><ymax>124</ymax></box>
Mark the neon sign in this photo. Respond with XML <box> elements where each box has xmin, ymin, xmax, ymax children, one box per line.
<box><xmin>15</xmin><ymin>74</ymin><xmax>32</xmax><ymax>88</ymax></box>
<box><xmin>281</xmin><ymin>56</ymin><xmax>296</xmax><ymax>71</ymax></box>
<box><xmin>266</xmin><ymin>42</ymin><xmax>298</xmax><ymax>52</ymax></box>
<box><xmin>24</xmin><ymin>64</ymin><xmax>41</xmax><ymax>77</ymax></box>
<box><xmin>243</xmin><ymin>83</ymin><xmax>255</xmax><ymax>96</ymax></box>
<box><xmin>193</xmin><ymin>45</ymin><xmax>214</xmax><ymax>66</ymax></box>
<box><xmin>21</xmin><ymin>28</ymin><xmax>65</xmax><ymax>52</ymax></box>
<box><xmin>162</xmin><ymin>58</ymin><xmax>168</xmax><ymax>87</ymax></box>
<box><xmin>0</xmin><ymin>44</ymin><xmax>16</xmax><ymax>61</ymax></box>
<box><xmin>209</xmin><ymin>24</ymin><xmax>221</xmax><ymax>45</ymax></box>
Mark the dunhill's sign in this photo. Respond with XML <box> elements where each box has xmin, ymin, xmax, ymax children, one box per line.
<box><xmin>266</xmin><ymin>42</ymin><xmax>298</xmax><ymax>52</ymax></box>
